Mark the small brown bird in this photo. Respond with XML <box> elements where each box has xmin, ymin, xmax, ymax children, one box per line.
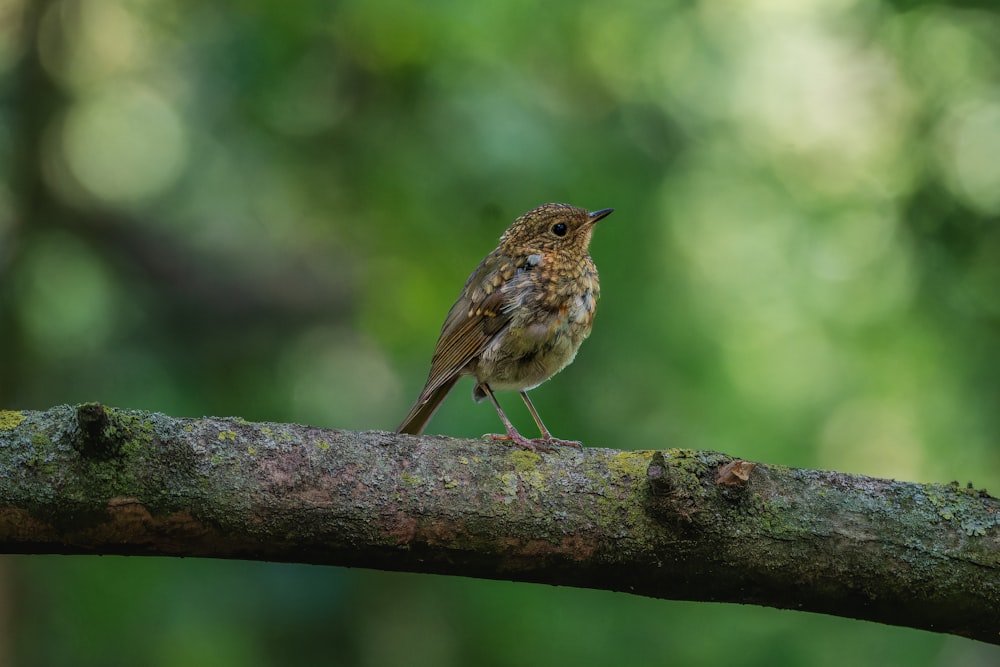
<box><xmin>397</xmin><ymin>203</ymin><xmax>612</xmax><ymax>450</ymax></box>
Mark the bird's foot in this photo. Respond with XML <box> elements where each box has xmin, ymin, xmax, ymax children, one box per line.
<box><xmin>537</xmin><ymin>436</ymin><xmax>583</xmax><ymax>450</ymax></box>
<box><xmin>485</xmin><ymin>433</ymin><xmax>582</xmax><ymax>452</ymax></box>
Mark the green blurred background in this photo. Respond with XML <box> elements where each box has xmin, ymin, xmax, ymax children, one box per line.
<box><xmin>2</xmin><ymin>0</ymin><xmax>999</xmax><ymax>663</ymax></box>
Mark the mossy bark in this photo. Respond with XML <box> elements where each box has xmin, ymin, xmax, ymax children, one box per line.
<box><xmin>0</xmin><ymin>404</ymin><xmax>998</xmax><ymax>643</ymax></box>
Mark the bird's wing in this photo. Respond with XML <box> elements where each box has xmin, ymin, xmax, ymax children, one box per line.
<box><xmin>415</xmin><ymin>251</ymin><xmax>528</xmax><ymax>403</ymax></box>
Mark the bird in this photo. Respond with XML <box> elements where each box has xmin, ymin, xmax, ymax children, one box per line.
<box><xmin>396</xmin><ymin>202</ymin><xmax>613</xmax><ymax>451</ymax></box>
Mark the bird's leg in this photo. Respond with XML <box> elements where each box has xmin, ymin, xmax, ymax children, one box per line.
<box><xmin>520</xmin><ymin>391</ymin><xmax>555</xmax><ymax>438</ymax></box>
<box><xmin>519</xmin><ymin>391</ymin><xmax>582</xmax><ymax>449</ymax></box>
<box><xmin>478</xmin><ymin>383</ymin><xmax>550</xmax><ymax>451</ymax></box>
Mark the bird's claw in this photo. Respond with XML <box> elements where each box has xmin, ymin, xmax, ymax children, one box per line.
<box><xmin>485</xmin><ymin>433</ymin><xmax>582</xmax><ymax>452</ymax></box>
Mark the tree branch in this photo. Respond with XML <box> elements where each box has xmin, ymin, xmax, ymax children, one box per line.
<box><xmin>1</xmin><ymin>404</ymin><xmax>997</xmax><ymax>643</ymax></box>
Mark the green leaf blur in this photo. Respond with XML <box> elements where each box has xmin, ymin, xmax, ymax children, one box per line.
<box><xmin>1</xmin><ymin>0</ymin><xmax>998</xmax><ymax>664</ymax></box>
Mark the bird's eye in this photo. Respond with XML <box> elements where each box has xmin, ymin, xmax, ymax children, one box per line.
<box><xmin>551</xmin><ymin>222</ymin><xmax>568</xmax><ymax>237</ymax></box>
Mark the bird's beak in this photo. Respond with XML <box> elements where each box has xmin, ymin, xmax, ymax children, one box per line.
<box><xmin>588</xmin><ymin>208</ymin><xmax>614</xmax><ymax>223</ymax></box>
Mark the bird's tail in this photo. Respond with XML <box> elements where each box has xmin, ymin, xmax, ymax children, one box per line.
<box><xmin>396</xmin><ymin>375</ymin><xmax>460</xmax><ymax>435</ymax></box>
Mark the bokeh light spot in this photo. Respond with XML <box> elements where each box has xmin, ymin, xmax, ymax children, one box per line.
<box><xmin>819</xmin><ymin>398</ymin><xmax>926</xmax><ymax>480</ymax></box>
<box><xmin>61</xmin><ymin>85</ymin><xmax>188</xmax><ymax>205</ymax></box>
<box><xmin>280</xmin><ymin>327</ymin><xmax>401</xmax><ymax>430</ymax></box>
<box><xmin>937</xmin><ymin>99</ymin><xmax>1000</xmax><ymax>214</ymax></box>
<box><xmin>16</xmin><ymin>231</ymin><xmax>117</xmax><ymax>356</ymax></box>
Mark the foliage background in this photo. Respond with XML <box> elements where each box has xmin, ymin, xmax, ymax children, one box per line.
<box><xmin>2</xmin><ymin>0</ymin><xmax>999</xmax><ymax>664</ymax></box>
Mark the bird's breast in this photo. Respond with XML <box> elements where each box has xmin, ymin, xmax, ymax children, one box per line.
<box><xmin>474</xmin><ymin>258</ymin><xmax>599</xmax><ymax>391</ymax></box>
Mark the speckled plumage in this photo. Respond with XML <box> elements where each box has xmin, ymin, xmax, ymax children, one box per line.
<box><xmin>397</xmin><ymin>203</ymin><xmax>612</xmax><ymax>450</ymax></box>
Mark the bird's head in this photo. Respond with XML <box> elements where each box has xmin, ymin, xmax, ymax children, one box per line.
<box><xmin>499</xmin><ymin>203</ymin><xmax>613</xmax><ymax>257</ymax></box>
